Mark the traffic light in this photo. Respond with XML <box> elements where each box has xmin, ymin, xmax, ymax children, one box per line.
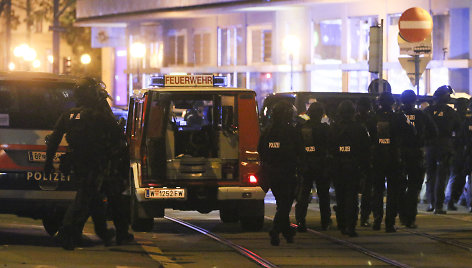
<box><xmin>63</xmin><ymin>56</ymin><xmax>71</xmax><ymax>74</ymax></box>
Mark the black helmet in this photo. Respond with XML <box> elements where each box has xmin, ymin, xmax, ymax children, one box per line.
<box><xmin>400</xmin><ymin>89</ymin><xmax>417</xmax><ymax>104</ymax></box>
<box><xmin>337</xmin><ymin>100</ymin><xmax>355</xmax><ymax>120</ymax></box>
<box><xmin>75</xmin><ymin>77</ymin><xmax>110</xmax><ymax>106</ymax></box>
<box><xmin>378</xmin><ymin>91</ymin><xmax>395</xmax><ymax>108</ymax></box>
<box><xmin>368</xmin><ymin>79</ymin><xmax>391</xmax><ymax>93</ymax></box>
<box><xmin>454</xmin><ymin>97</ymin><xmax>469</xmax><ymax>113</ymax></box>
<box><xmin>356</xmin><ymin>97</ymin><xmax>372</xmax><ymax>113</ymax></box>
<box><xmin>270</xmin><ymin>101</ymin><xmax>294</xmax><ymax>124</ymax></box>
<box><xmin>433</xmin><ymin>85</ymin><xmax>453</xmax><ymax>104</ymax></box>
<box><xmin>307</xmin><ymin>102</ymin><xmax>324</xmax><ymax>121</ymax></box>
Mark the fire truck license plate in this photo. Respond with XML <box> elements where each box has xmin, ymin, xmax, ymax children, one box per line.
<box><xmin>145</xmin><ymin>188</ymin><xmax>186</xmax><ymax>199</ymax></box>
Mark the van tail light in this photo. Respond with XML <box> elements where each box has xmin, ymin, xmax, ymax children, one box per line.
<box><xmin>246</xmin><ymin>173</ymin><xmax>258</xmax><ymax>185</ymax></box>
<box><xmin>249</xmin><ymin>174</ymin><xmax>258</xmax><ymax>184</ymax></box>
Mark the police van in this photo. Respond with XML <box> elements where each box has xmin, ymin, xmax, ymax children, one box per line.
<box><xmin>0</xmin><ymin>72</ymin><xmax>76</xmax><ymax>235</ymax></box>
<box><xmin>126</xmin><ymin>74</ymin><xmax>265</xmax><ymax>231</ymax></box>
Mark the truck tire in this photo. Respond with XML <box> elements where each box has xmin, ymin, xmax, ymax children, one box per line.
<box><xmin>239</xmin><ymin>200</ymin><xmax>264</xmax><ymax>231</ymax></box>
<box><xmin>240</xmin><ymin>215</ymin><xmax>264</xmax><ymax>231</ymax></box>
<box><xmin>42</xmin><ymin>209</ymin><xmax>65</xmax><ymax>237</ymax></box>
<box><xmin>130</xmin><ymin>195</ymin><xmax>154</xmax><ymax>232</ymax></box>
<box><xmin>219</xmin><ymin>201</ymin><xmax>239</xmax><ymax>223</ymax></box>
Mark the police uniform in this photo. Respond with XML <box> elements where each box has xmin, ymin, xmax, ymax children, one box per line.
<box><xmin>295</xmin><ymin>103</ymin><xmax>331</xmax><ymax>231</ymax></box>
<box><xmin>424</xmin><ymin>86</ymin><xmax>462</xmax><ymax>214</ymax></box>
<box><xmin>45</xmin><ymin>78</ymin><xmax>120</xmax><ymax>250</ymax></box>
<box><xmin>371</xmin><ymin>92</ymin><xmax>412</xmax><ymax>232</ymax></box>
<box><xmin>355</xmin><ymin>97</ymin><xmax>376</xmax><ymax>227</ymax></box>
<box><xmin>460</xmin><ymin>108</ymin><xmax>472</xmax><ymax>210</ymax></box>
<box><xmin>398</xmin><ymin>90</ymin><xmax>438</xmax><ymax>228</ymax></box>
<box><xmin>258</xmin><ymin>102</ymin><xmax>304</xmax><ymax>246</ymax></box>
<box><xmin>445</xmin><ymin>98</ymin><xmax>469</xmax><ymax>210</ymax></box>
<box><xmin>329</xmin><ymin>100</ymin><xmax>370</xmax><ymax>237</ymax></box>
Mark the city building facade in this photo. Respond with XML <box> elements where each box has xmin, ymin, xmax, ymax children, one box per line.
<box><xmin>75</xmin><ymin>0</ymin><xmax>472</xmax><ymax>108</ymax></box>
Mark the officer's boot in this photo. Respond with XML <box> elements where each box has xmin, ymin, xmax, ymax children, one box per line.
<box><xmin>57</xmin><ymin>227</ymin><xmax>75</xmax><ymax>251</ymax></box>
<box><xmin>282</xmin><ymin>227</ymin><xmax>296</xmax><ymax>243</ymax></box>
<box><xmin>296</xmin><ymin>219</ymin><xmax>307</xmax><ymax>232</ymax></box>
<box><xmin>269</xmin><ymin>230</ymin><xmax>280</xmax><ymax>246</ymax></box>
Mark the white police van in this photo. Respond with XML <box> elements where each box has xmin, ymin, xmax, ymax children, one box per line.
<box><xmin>0</xmin><ymin>72</ymin><xmax>77</xmax><ymax>236</ymax></box>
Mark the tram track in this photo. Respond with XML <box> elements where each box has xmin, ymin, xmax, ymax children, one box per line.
<box><xmin>164</xmin><ymin>216</ymin><xmax>278</xmax><ymax>268</ymax></box>
<box><xmin>288</xmin><ymin>222</ymin><xmax>413</xmax><ymax>268</ymax></box>
<box><xmin>399</xmin><ymin>228</ymin><xmax>472</xmax><ymax>252</ymax></box>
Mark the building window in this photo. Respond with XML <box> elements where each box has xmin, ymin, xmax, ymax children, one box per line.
<box><xmin>348</xmin><ymin>16</ymin><xmax>378</xmax><ymax>63</ymax></box>
<box><xmin>218</xmin><ymin>26</ymin><xmax>245</xmax><ymax>66</ymax></box>
<box><xmin>166</xmin><ymin>30</ymin><xmax>186</xmax><ymax>66</ymax></box>
<box><xmin>193</xmin><ymin>31</ymin><xmax>211</xmax><ymax>65</ymax></box>
<box><xmin>248</xmin><ymin>26</ymin><xmax>272</xmax><ymax>64</ymax></box>
<box><xmin>312</xmin><ymin>19</ymin><xmax>342</xmax><ymax>64</ymax></box>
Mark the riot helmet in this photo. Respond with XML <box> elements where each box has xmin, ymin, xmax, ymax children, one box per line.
<box><xmin>454</xmin><ymin>97</ymin><xmax>469</xmax><ymax>115</ymax></box>
<box><xmin>400</xmin><ymin>89</ymin><xmax>417</xmax><ymax>105</ymax></box>
<box><xmin>74</xmin><ymin>77</ymin><xmax>110</xmax><ymax>107</ymax></box>
<box><xmin>270</xmin><ymin>101</ymin><xmax>295</xmax><ymax>125</ymax></box>
<box><xmin>356</xmin><ymin>97</ymin><xmax>372</xmax><ymax>114</ymax></box>
<box><xmin>336</xmin><ymin>100</ymin><xmax>355</xmax><ymax>121</ymax></box>
<box><xmin>377</xmin><ymin>91</ymin><xmax>395</xmax><ymax>108</ymax></box>
<box><xmin>307</xmin><ymin>102</ymin><xmax>325</xmax><ymax>121</ymax></box>
<box><xmin>368</xmin><ymin>79</ymin><xmax>391</xmax><ymax>93</ymax></box>
<box><xmin>433</xmin><ymin>85</ymin><xmax>453</xmax><ymax>104</ymax></box>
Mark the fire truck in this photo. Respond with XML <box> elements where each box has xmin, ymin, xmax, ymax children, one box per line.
<box><xmin>126</xmin><ymin>75</ymin><xmax>265</xmax><ymax>232</ymax></box>
<box><xmin>0</xmin><ymin>72</ymin><xmax>76</xmax><ymax>236</ymax></box>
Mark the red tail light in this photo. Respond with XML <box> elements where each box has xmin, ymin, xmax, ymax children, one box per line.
<box><xmin>248</xmin><ymin>174</ymin><xmax>258</xmax><ymax>184</ymax></box>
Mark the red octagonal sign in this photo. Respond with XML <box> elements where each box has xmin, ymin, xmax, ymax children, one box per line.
<box><xmin>399</xmin><ymin>7</ymin><xmax>433</xmax><ymax>43</ymax></box>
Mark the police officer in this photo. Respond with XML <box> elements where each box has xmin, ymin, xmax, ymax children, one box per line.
<box><xmin>424</xmin><ymin>85</ymin><xmax>462</xmax><ymax>214</ymax></box>
<box><xmin>355</xmin><ymin>97</ymin><xmax>376</xmax><ymax>227</ymax></box>
<box><xmin>258</xmin><ymin>101</ymin><xmax>304</xmax><ymax>246</ymax></box>
<box><xmin>295</xmin><ymin>102</ymin><xmax>331</xmax><ymax>232</ymax></box>
<box><xmin>398</xmin><ymin>90</ymin><xmax>437</xmax><ymax>228</ymax></box>
<box><xmin>329</xmin><ymin>100</ymin><xmax>370</xmax><ymax>237</ymax></box>
<box><xmin>371</xmin><ymin>91</ymin><xmax>412</xmax><ymax>232</ymax></box>
<box><xmin>445</xmin><ymin>97</ymin><xmax>469</xmax><ymax>211</ymax></box>
<box><xmin>44</xmin><ymin>77</ymin><xmax>119</xmax><ymax>250</ymax></box>
<box><xmin>460</xmin><ymin>101</ymin><xmax>472</xmax><ymax>212</ymax></box>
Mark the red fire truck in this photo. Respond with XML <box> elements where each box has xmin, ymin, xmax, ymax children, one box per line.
<box><xmin>126</xmin><ymin>75</ymin><xmax>265</xmax><ymax>231</ymax></box>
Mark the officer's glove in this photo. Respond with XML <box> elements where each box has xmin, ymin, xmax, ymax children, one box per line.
<box><xmin>44</xmin><ymin>162</ymin><xmax>54</xmax><ymax>177</ymax></box>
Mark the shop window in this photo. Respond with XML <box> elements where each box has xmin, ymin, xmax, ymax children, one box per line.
<box><xmin>193</xmin><ymin>31</ymin><xmax>211</xmax><ymax>65</ymax></box>
<box><xmin>312</xmin><ymin>19</ymin><xmax>342</xmax><ymax>64</ymax></box>
<box><xmin>311</xmin><ymin>70</ymin><xmax>342</xmax><ymax>92</ymax></box>
<box><xmin>348</xmin><ymin>71</ymin><xmax>371</xmax><ymax>93</ymax></box>
<box><xmin>348</xmin><ymin>16</ymin><xmax>378</xmax><ymax>63</ymax></box>
<box><xmin>218</xmin><ymin>27</ymin><xmax>245</xmax><ymax>66</ymax></box>
<box><xmin>248</xmin><ymin>26</ymin><xmax>272</xmax><ymax>64</ymax></box>
<box><xmin>166</xmin><ymin>30</ymin><xmax>186</xmax><ymax>66</ymax></box>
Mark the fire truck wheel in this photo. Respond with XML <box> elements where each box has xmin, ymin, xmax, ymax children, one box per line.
<box><xmin>42</xmin><ymin>210</ymin><xmax>65</xmax><ymax>237</ymax></box>
<box><xmin>240</xmin><ymin>215</ymin><xmax>264</xmax><ymax>231</ymax></box>
<box><xmin>131</xmin><ymin>218</ymin><xmax>154</xmax><ymax>232</ymax></box>
<box><xmin>219</xmin><ymin>202</ymin><xmax>239</xmax><ymax>223</ymax></box>
<box><xmin>130</xmin><ymin>195</ymin><xmax>155</xmax><ymax>232</ymax></box>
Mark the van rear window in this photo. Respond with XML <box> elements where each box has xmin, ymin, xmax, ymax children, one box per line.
<box><xmin>0</xmin><ymin>81</ymin><xmax>75</xmax><ymax>129</ymax></box>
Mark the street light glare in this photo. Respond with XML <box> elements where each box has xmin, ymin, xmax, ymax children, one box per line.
<box><xmin>81</xmin><ymin>54</ymin><xmax>92</xmax><ymax>65</ymax></box>
<box><xmin>32</xmin><ymin>60</ymin><xmax>41</xmax><ymax>69</ymax></box>
<box><xmin>130</xmin><ymin>42</ymin><xmax>146</xmax><ymax>58</ymax></box>
<box><xmin>13</xmin><ymin>44</ymin><xmax>29</xmax><ymax>58</ymax></box>
<box><xmin>8</xmin><ymin>62</ymin><xmax>15</xmax><ymax>71</ymax></box>
<box><xmin>283</xmin><ymin>35</ymin><xmax>300</xmax><ymax>54</ymax></box>
<box><xmin>23</xmin><ymin>47</ymin><xmax>37</xmax><ymax>61</ymax></box>
<box><xmin>48</xmin><ymin>55</ymin><xmax>54</xmax><ymax>63</ymax></box>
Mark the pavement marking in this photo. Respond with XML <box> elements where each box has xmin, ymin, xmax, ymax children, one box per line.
<box><xmin>138</xmin><ymin>240</ymin><xmax>183</xmax><ymax>268</ymax></box>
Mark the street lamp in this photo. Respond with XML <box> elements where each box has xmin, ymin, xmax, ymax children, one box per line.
<box><xmin>13</xmin><ymin>44</ymin><xmax>37</xmax><ymax>70</ymax></box>
<box><xmin>130</xmin><ymin>42</ymin><xmax>146</xmax><ymax>88</ymax></box>
<box><xmin>283</xmin><ymin>35</ymin><xmax>300</xmax><ymax>91</ymax></box>
<box><xmin>81</xmin><ymin>53</ymin><xmax>91</xmax><ymax>74</ymax></box>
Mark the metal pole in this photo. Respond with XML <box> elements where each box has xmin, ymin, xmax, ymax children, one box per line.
<box><xmin>290</xmin><ymin>54</ymin><xmax>293</xmax><ymax>91</ymax></box>
<box><xmin>52</xmin><ymin>0</ymin><xmax>60</xmax><ymax>74</ymax></box>
<box><xmin>5</xmin><ymin>0</ymin><xmax>11</xmax><ymax>71</ymax></box>
<box><xmin>378</xmin><ymin>19</ymin><xmax>384</xmax><ymax>92</ymax></box>
<box><xmin>414</xmin><ymin>54</ymin><xmax>420</xmax><ymax>95</ymax></box>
